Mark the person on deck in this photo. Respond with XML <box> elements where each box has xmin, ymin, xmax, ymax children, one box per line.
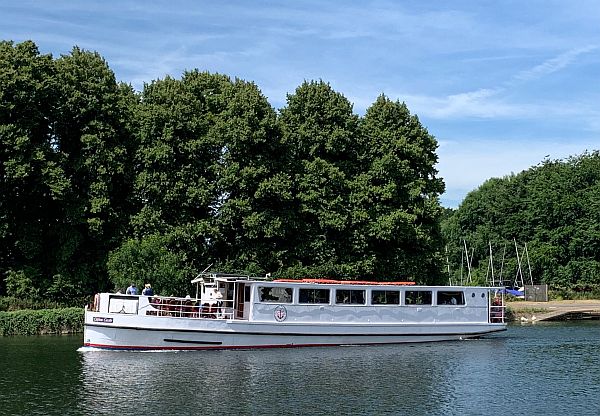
<box><xmin>142</xmin><ymin>283</ymin><xmax>154</xmax><ymax>296</ymax></box>
<box><xmin>126</xmin><ymin>283</ymin><xmax>138</xmax><ymax>295</ymax></box>
<box><xmin>214</xmin><ymin>288</ymin><xmax>224</xmax><ymax>317</ymax></box>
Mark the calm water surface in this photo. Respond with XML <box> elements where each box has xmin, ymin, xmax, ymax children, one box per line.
<box><xmin>1</xmin><ymin>322</ymin><xmax>599</xmax><ymax>415</ymax></box>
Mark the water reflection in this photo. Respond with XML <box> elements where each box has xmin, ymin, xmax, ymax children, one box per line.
<box><xmin>2</xmin><ymin>323</ymin><xmax>600</xmax><ymax>416</ymax></box>
<box><xmin>76</xmin><ymin>324</ymin><xmax>600</xmax><ymax>415</ymax></box>
<box><xmin>77</xmin><ymin>339</ymin><xmax>509</xmax><ymax>415</ymax></box>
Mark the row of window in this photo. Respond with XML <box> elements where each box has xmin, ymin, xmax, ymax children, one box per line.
<box><xmin>258</xmin><ymin>287</ymin><xmax>466</xmax><ymax>306</ymax></box>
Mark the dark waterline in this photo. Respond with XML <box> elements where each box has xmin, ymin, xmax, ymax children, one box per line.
<box><xmin>1</xmin><ymin>322</ymin><xmax>599</xmax><ymax>415</ymax></box>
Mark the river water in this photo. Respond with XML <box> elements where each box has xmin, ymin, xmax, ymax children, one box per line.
<box><xmin>1</xmin><ymin>322</ymin><xmax>599</xmax><ymax>415</ymax></box>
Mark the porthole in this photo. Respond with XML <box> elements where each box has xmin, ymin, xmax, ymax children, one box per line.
<box><xmin>481</xmin><ymin>293</ymin><xmax>485</xmax><ymax>298</ymax></box>
<box><xmin>471</xmin><ymin>293</ymin><xmax>475</xmax><ymax>297</ymax></box>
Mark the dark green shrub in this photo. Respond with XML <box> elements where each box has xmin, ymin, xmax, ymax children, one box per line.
<box><xmin>0</xmin><ymin>296</ymin><xmax>87</xmax><ymax>311</ymax></box>
<box><xmin>0</xmin><ymin>308</ymin><xmax>84</xmax><ymax>336</ymax></box>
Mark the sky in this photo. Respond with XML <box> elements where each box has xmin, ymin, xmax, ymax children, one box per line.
<box><xmin>2</xmin><ymin>0</ymin><xmax>599</xmax><ymax>207</ymax></box>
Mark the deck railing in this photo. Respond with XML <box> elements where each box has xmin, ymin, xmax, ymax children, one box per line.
<box><xmin>489</xmin><ymin>291</ymin><xmax>505</xmax><ymax>323</ymax></box>
<box><xmin>144</xmin><ymin>296</ymin><xmax>235</xmax><ymax>319</ymax></box>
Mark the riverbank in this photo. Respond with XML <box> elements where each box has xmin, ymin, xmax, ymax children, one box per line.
<box><xmin>0</xmin><ymin>307</ymin><xmax>83</xmax><ymax>336</ymax></box>
<box><xmin>507</xmin><ymin>299</ymin><xmax>600</xmax><ymax>321</ymax></box>
<box><xmin>1</xmin><ymin>301</ymin><xmax>598</xmax><ymax>336</ymax></box>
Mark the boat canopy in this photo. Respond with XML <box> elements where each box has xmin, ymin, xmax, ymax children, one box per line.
<box><xmin>273</xmin><ymin>279</ymin><xmax>415</xmax><ymax>285</ymax></box>
<box><xmin>190</xmin><ymin>272</ymin><xmax>268</xmax><ymax>284</ymax></box>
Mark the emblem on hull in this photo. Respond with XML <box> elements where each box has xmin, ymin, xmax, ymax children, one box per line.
<box><xmin>274</xmin><ymin>305</ymin><xmax>288</xmax><ymax>322</ymax></box>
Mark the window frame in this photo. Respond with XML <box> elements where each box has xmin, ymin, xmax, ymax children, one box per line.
<box><xmin>298</xmin><ymin>288</ymin><xmax>331</xmax><ymax>304</ymax></box>
<box><xmin>371</xmin><ymin>290</ymin><xmax>401</xmax><ymax>305</ymax></box>
<box><xmin>405</xmin><ymin>290</ymin><xmax>433</xmax><ymax>306</ymax></box>
<box><xmin>258</xmin><ymin>286</ymin><xmax>294</xmax><ymax>303</ymax></box>
<box><xmin>335</xmin><ymin>289</ymin><xmax>366</xmax><ymax>305</ymax></box>
<box><xmin>436</xmin><ymin>291</ymin><xmax>465</xmax><ymax>306</ymax></box>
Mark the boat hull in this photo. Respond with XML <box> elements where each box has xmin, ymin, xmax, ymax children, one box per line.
<box><xmin>83</xmin><ymin>313</ymin><xmax>506</xmax><ymax>351</ymax></box>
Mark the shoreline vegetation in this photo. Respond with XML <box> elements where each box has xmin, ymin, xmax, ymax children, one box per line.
<box><xmin>0</xmin><ymin>307</ymin><xmax>83</xmax><ymax>336</ymax></box>
<box><xmin>2</xmin><ymin>299</ymin><xmax>600</xmax><ymax>336</ymax></box>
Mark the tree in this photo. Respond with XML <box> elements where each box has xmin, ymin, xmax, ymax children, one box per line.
<box><xmin>123</xmin><ymin>71</ymin><xmax>235</xmax><ymax>282</ymax></box>
<box><xmin>0</xmin><ymin>41</ymin><xmax>137</xmax><ymax>299</ymax></box>
<box><xmin>356</xmin><ymin>95</ymin><xmax>445</xmax><ymax>282</ymax></box>
<box><xmin>210</xmin><ymin>79</ymin><xmax>286</xmax><ymax>273</ymax></box>
<box><xmin>107</xmin><ymin>234</ymin><xmax>191</xmax><ymax>296</ymax></box>
<box><xmin>0</xmin><ymin>41</ymin><xmax>64</xmax><ymax>296</ymax></box>
<box><xmin>2</xmin><ymin>42</ymin><xmax>453</xmax><ymax>296</ymax></box>
<box><xmin>442</xmin><ymin>152</ymin><xmax>600</xmax><ymax>290</ymax></box>
<box><xmin>277</xmin><ymin>80</ymin><xmax>360</xmax><ymax>277</ymax></box>
<box><xmin>51</xmin><ymin>47</ymin><xmax>138</xmax><ymax>295</ymax></box>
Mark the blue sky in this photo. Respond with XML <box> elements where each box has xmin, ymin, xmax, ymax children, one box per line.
<box><xmin>2</xmin><ymin>1</ymin><xmax>599</xmax><ymax>207</ymax></box>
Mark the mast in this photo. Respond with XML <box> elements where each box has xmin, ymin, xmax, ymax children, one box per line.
<box><xmin>445</xmin><ymin>245</ymin><xmax>453</xmax><ymax>286</ymax></box>
<box><xmin>513</xmin><ymin>238</ymin><xmax>524</xmax><ymax>289</ymax></box>
<box><xmin>499</xmin><ymin>242</ymin><xmax>507</xmax><ymax>287</ymax></box>
<box><xmin>463</xmin><ymin>239</ymin><xmax>473</xmax><ymax>284</ymax></box>
<box><xmin>468</xmin><ymin>247</ymin><xmax>474</xmax><ymax>284</ymax></box>
<box><xmin>524</xmin><ymin>242</ymin><xmax>534</xmax><ymax>285</ymax></box>
<box><xmin>486</xmin><ymin>241</ymin><xmax>495</xmax><ymax>286</ymax></box>
<box><xmin>460</xmin><ymin>242</ymin><xmax>465</xmax><ymax>285</ymax></box>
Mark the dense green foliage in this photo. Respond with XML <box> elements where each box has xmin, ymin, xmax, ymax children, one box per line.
<box><xmin>442</xmin><ymin>152</ymin><xmax>600</xmax><ymax>290</ymax></box>
<box><xmin>1</xmin><ymin>40</ymin><xmax>446</xmax><ymax>299</ymax></box>
<box><xmin>3</xmin><ymin>39</ymin><xmax>599</xmax><ymax>301</ymax></box>
<box><xmin>0</xmin><ymin>40</ymin><xmax>136</xmax><ymax>299</ymax></box>
<box><xmin>0</xmin><ymin>307</ymin><xmax>83</xmax><ymax>335</ymax></box>
<box><xmin>0</xmin><ymin>295</ymin><xmax>84</xmax><ymax>311</ymax></box>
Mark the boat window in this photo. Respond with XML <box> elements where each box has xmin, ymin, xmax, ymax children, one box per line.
<box><xmin>437</xmin><ymin>291</ymin><xmax>465</xmax><ymax>306</ymax></box>
<box><xmin>371</xmin><ymin>290</ymin><xmax>400</xmax><ymax>305</ymax></box>
<box><xmin>108</xmin><ymin>296</ymin><xmax>139</xmax><ymax>314</ymax></box>
<box><xmin>259</xmin><ymin>286</ymin><xmax>293</xmax><ymax>303</ymax></box>
<box><xmin>299</xmin><ymin>288</ymin><xmax>330</xmax><ymax>304</ymax></box>
<box><xmin>335</xmin><ymin>289</ymin><xmax>365</xmax><ymax>305</ymax></box>
<box><xmin>405</xmin><ymin>290</ymin><xmax>432</xmax><ymax>305</ymax></box>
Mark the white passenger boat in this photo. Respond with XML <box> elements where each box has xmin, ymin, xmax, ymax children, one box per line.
<box><xmin>83</xmin><ymin>273</ymin><xmax>507</xmax><ymax>350</ymax></box>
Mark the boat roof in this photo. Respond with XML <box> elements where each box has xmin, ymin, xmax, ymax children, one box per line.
<box><xmin>273</xmin><ymin>279</ymin><xmax>416</xmax><ymax>286</ymax></box>
<box><xmin>190</xmin><ymin>273</ymin><xmax>505</xmax><ymax>290</ymax></box>
<box><xmin>190</xmin><ymin>273</ymin><xmax>268</xmax><ymax>284</ymax></box>
<box><xmin>191</xmin><ymin>274</ymin><xmax>416</xmax><ymax>286</ymax></box>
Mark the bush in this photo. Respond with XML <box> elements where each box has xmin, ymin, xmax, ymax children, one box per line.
<box><xmin>0</xmin><ymin>296</ymin><xmax>88</xmax><ymax>311</ymax></box>
<box><xmin>5</xmin><ymin>269</ymin><xmax>40</xmax><ymax>299</ymax></box>
<box><xmin>107</xmin><ymin>234</ymin><xmax>192</xmax><ymax>296</ymax></box>
<box><xmin>0</xmin><ymin>307</ymin><xmax>84</xmax><ymax>336</ymax></box>
<box><xmin>549</xmin><ymin>287</ymin><xmax>600</xmax><ymax>301</ymax></box>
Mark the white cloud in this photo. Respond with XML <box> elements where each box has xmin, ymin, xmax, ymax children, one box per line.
<box><xmin>514</xmin><ymin>45</ymin><xmax>598</xmax><ymax>82</ymax></box>
<box><xmin>404</xmin><ymin>89</ymin><xmax>517</xmax><ymax>119</ymax></box>
<box><xmin>382</xmin><ymin>45</ymin><xmax>600</xmax><ymax>122</ymax></box>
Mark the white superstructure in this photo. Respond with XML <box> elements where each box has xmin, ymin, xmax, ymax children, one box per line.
<box><xmin>83</xmin><ymin>273</ymin><xmax>506</xmax><ymax>350</ymax></box>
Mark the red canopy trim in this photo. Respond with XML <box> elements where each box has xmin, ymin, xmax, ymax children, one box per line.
<box><xmin>273</xmin><ymin>279</ymin><xmax>415</xmax><ymax>286</ymax></box>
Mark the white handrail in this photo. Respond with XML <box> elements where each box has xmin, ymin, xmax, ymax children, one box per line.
<box><xmin>145</xmin><ymin>296</ymin><xmax>235</xmax><ymax>319</ymax></box>
<box><xmin>489</xmin><ymin>290</ymin><xmax>505</xmax><ymax>323</ymax></box>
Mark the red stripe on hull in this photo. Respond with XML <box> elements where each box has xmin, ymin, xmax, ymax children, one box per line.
<box><xmin>83</xmin><ymin>342</ymin><xmax>347</xmax><ymax>351</ymax></box>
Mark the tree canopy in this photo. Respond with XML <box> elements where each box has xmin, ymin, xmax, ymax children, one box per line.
<box><xmin>3</xmin><ymin>40</ymin><xmax>599</xmax><ymax>301</ymax></box>
<box><xmin>442</xmin><ymin>152</ymin><xmax>600</xmax><ymax>290</ymax></box>
<box><xmin>0</xmin><ymin>41</ymin><xmax>136</xmax><ymax>299</ymax></box>
<box><xmin>0</xmin><ymin>40</ymin><xmax>450</xmax><ymax>299</ymax></box>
